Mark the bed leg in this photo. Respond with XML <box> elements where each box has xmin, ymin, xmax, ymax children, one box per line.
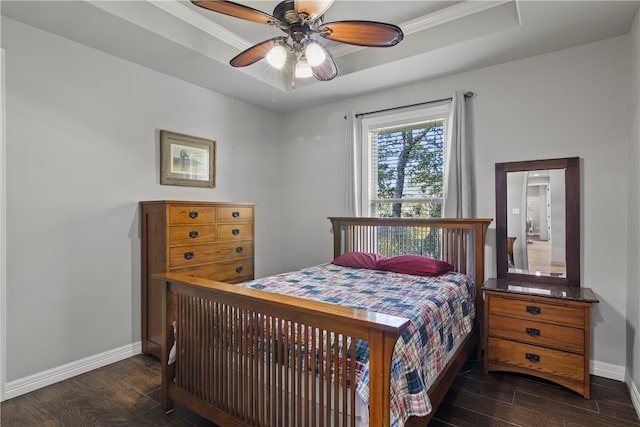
<box><xmin>473</xmin><ymin>340</ymin><xmax>484</xmax><ymax>361</ymax></box>
<box><xmin>160</xmin><ymin>356</ymin><xmax>175</xmax><ymax>413</ymax></box>
<box><xmin>161</xmin><ymin>281</ymin><xmax>175</xmax><ymax>414</ymax></box>
<box><xmin>161</xmin><ymin>382</ymin><xmax>174</xmax><ymax>413</ymax></box>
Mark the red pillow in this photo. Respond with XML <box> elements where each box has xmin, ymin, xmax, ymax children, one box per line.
<box><xmin>379</xmin><ymin>255</ymin><xmax>454</xmax><ymax>276</ymax></box>
<box><xmin>331</xmin><ymin>252</ymin><xmax>387</xmax><ymax>270</ymax></box>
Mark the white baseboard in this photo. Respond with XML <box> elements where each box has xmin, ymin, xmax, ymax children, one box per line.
<box><xmin>626</xmin><ymin>371</ymin><xmax>640</xmax><ymax>420</ymax></box>
<box><xmin>3</xmin><ymin>341</ymin><xmax>142</xmax><ymax>401</ymax></box>
<box><xmin>591</xmin><ymin>359</ymin><xmax>626</xmax><ymax>381</ymax></box>
<box><xmin>589</xmin><ymin>362</ymin><xmax>640</xmax><ymax>420</ymax></box>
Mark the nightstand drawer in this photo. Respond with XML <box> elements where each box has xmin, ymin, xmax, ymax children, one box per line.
<box><xmin>488</xmin><ymin>337</ymin><xmax>584</xmax><ymax>381</ymax></box>
<box><xmin>489</xmin><ymin>314</ymin><xmax>584</xmax><ymax>354</ymax></box>
<box><xmin>168</xmin><ymin>205</ymin><xmax>216</xmax><ymax>224</ymax></box>
<box><xmin>489</xmin><ymin>296</ymin><xmax>584</xmax><ymax>327</ymax></box>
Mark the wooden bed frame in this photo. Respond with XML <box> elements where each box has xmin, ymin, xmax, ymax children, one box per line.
<box><xmin>156</xmin><ymin>217</ymin><xmax>491</xmax><ymax>427</ymax></box>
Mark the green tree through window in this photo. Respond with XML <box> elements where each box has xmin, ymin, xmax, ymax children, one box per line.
<box><xmin>370</xmin><ymin>119</ymin><xmax>444</xmax><ymax>218</ymax></box>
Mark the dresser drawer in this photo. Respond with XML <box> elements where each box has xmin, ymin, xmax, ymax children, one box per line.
<box><xmin>172</xmin><ymin>258</ymin><xmax>254</xmax><ymax>284</ymax></box>
<box><xmin>489</xmin><ymin>296</ymin><xmax>584</xmax><ymax>327</ymax></box>
<box><xmin>169</xmin><ymin>241</ymin><xmax>254</xmax><ymax>268</ymax></box>
<box><xmin>168</xmin><ymin>205</ymin><xmax>216</xmax><ymax>224</ymax></box>
<box><xmin>218</xmin><ymin>223</ymin><xmax>254</xmax><ymax>241</ymax></box>
<box><xmin>488</xmin><ymin>337</ymin><xmax>584</xmax><ymax>382</ymax></box>
<box><xmin>217</xmin><ymin>206</ymin><xmax>254</xmax><ymax>223</ymax></box>
<box><xmin>489</xmin><ymin>314</ymin><xmax>584</xmax><ymax>354</ymax></box>
<box><xmin>169</xmin><ymin>225</ymin><xmax>217</xmax><ymax>245</ymax></box>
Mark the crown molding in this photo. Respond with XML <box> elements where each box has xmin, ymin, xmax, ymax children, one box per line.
<box><xmin>332</xmin><ymin>0</ymin><xmax>514</xmax><ymax>58</ymax></box>
<box><xmin>146</xmin><ymin>0</ymin><xmax>252</xmax><ymax>50</ymax></box>
<box><xmin>403</xmin><ymin>0</ymin><xmax>513</xmax><ymax>35</ymax></box>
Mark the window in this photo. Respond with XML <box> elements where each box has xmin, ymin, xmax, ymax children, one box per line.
<box><xmin>361</xmin><ymin>105</ymin><xmax>448</xmax><ymax>218</ymax></box>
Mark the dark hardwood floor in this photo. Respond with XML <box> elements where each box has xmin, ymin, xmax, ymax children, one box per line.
<box><xmin>1</xmin><ymin>354</ymin><xmax>638</xmax><ymax>426</ymax></box>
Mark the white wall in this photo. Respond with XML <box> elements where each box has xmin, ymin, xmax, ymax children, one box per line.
<box><xmin>279</xmin><ymin>35</ymin><xmax>631</xmax><ymax>371</ymax></box>
<box><xmin>1</xmin><ymin>17</ymin><xmax>283</xmax><ymax>383</ymax></box>
<box><xmin>627</xmin><ymin>8</ymin><xmax>640</xmax><ymax>395</ymax></box>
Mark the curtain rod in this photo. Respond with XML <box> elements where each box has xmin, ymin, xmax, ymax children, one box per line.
<box><xmin>350</xmin><ymin>91</ymin><xmax>474</xmax><ymax>119</ymax></box>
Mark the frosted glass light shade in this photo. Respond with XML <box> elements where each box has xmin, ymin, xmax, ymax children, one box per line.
<box><xmin>295</xmin><ymin>0</ymin><xmax>334</xmax><ymax>20</ymax></box>
<box><xmin>305</xmin><ymin>42</ymin><xmax>326</xmax><ymax>67</ymax></box>
<box><xmin>266</xmin><ymin>45</ymin><xmax>287</xmax><ymax>69</ymax></box>
<box><xmin>295</xmin><ymin>58</ymin><xmax>313</xmax><ymax>78</ymax></box>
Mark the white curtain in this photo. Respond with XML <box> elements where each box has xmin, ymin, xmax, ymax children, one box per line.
<box><xmin>345</xmin><ymin>111</ymin><xmax>362</xmax><ymax>216</ymax></box>
<box><xmin>442</xmin><ymin>91</ymin><xmax>475</xmax><ymax>276</ymax></box>
<box><xmin>442</xmin><ymin>90</ymin><xmax>474</xmax><ymax>218</ymax></box>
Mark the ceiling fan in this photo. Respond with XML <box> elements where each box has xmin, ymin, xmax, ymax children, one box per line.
<box><xmin>191</xmin><ymin>0</ymin><xmax>404</xmax><ymax>81</ymax></box>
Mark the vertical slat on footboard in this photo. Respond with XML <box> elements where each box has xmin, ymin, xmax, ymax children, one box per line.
<box><xmin>160</xmin><ymin>275</ymin><xmax>409</xmax><ymax>427</ymax></box>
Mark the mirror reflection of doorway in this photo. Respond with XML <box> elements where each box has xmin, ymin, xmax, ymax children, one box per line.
<box><xmin>507</xmin><ymin>169</ymin><xmax>566</xmax><ymax>277</ymax></box>
<box><xmin>526</xmin><ymin>184</ymin><xmax>549</xmax><ymax>242</ymax></box>
<box><xmin>526</xmin><ymin>183</ymin><xmax>560</xmax><ymax>275</ymax></box>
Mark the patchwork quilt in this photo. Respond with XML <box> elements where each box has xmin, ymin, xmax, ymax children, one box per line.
<box><xmin>239</xmin><ymin>263</ymin><xmax>476</xmax><ymax>426</ymax></box>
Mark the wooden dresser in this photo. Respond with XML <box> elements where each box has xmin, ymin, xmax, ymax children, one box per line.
<box><xmin>483</xmin><ymin>278</ymin><xmax>598</xmax><ymax>398</ymax></box>
<box><xmin>140</xmin><ymin>200</ymin><xmax>255</xmax><ymax>357</ymax></box>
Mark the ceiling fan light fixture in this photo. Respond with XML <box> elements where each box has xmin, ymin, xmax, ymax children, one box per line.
<box><xmin>193</xmin><ymin>0</ymin><xmax>404</xmax><ymax>82</ymax></box>
<box><xmin>304</xmin><ymin>42</ymin><xmax>326</xmax><ymax>67</ymax></box>
<box><xmin>266</xmin><ymin>44</ymin><xmax>287</xmax><ymax>69</ymax></box>
<box><xmin>295</xmin><ymin>58</ymin><xmax>313</xmax><ymax>78</ymax></box>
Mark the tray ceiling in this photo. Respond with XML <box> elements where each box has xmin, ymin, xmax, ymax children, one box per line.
<box><xmin>1</xmin><ymin>1</ymin><xmax>637</xmax><ymax>112</ymax></box>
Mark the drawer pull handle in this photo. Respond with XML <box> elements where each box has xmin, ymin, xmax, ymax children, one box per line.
<box><xmin>184</xmin><ymin>252</ymin><xmax>194</xmax><ymax>260</ymax></box>
<box><xmin>189</xmin><ymin>211</ymin><xmax>198</xmax><ymax>219</ymax></box>
<box><xmin>525</xmin><ymin>353</ymin><xmax>540</xmax><ymax>363</ymax></box>
<box><xmin>236</xmin><ymin>246</ymin><xmax>243</xmax><ymax>253</ymax></box>
<box><xmin>526</xmin><ymin>328</ymin><xmax>540</xmax><ymax>337</ymax></box>
<box><xmin>235</xmin><ymin>266</ymin><xmax>244</xmax><ymax>274</ymax></box>
<box><xmin>232</xmin><ymin>229</ymin><xmax>240</xmax><ymax>235</ymax></box>
<box><xmin>526</xmin><ymin>306</ymin><xmax>541</xmax><ymax>315</ymax></box>
<box><xmin>232</xmin><ymin>211</ymin><xmax>240</xmax><ymax>218</ymax></box>
<box><xmin>189</xmin><ymin>231</ymin><xmax>199</xmax><ymax>238</ymax></box>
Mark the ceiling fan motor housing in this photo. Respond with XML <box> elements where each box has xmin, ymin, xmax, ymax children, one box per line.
<box><xmin>274</xmin><ymin>0</ymin><xmax>323</xmax><ymax>26</ymax></box>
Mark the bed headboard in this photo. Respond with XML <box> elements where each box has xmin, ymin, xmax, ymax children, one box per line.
<box><xmin>329</xmin><ymin>217</ymin><xmax>492</xmax><ymax>289</ymax></box>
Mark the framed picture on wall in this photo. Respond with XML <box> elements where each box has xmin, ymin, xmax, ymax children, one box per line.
<box><xmin>160</xmin><ymin>130</ymin><xmax>216</xmax><ymax>188</ymax></box>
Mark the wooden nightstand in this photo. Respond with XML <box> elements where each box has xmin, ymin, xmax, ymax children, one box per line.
<box><xmin>482</xmin><ymin>278</ymin><xmax>598</xmax><ymax>398</ymax></box>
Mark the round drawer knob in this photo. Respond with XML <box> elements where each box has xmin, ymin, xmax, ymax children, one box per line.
<box><xmin>189</xmin><ymin>231</ymin><xmax>199</xmax><ymax>238</ymax></box>
<box><xmin>235</xmin><ymin>266</ymin><xmax>244</xmax><ymax>274</ymax></box>
<box><xmin>184</xmin><ymin>252</ymin><xmax>194</xmax><ymax>260</ymax></box>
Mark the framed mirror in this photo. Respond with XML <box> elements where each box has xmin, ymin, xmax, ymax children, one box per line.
<box><xmin>495</xmin><ymin>157</ymin><xmax>580</xmax><ymax>286</ymax></box>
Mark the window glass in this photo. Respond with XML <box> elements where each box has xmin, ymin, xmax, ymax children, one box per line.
<box><xmin>362</xmin><ymin>107</ymin><xmax>447</xmax><ymax>218</ymax></box>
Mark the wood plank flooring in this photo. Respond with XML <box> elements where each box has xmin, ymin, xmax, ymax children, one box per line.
<box><xmin>1</xmin><ymin>355</ymin><xmax>637</xmax><ymax>426</ymax></box>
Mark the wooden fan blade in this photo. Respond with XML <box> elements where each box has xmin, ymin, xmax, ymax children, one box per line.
<box><xmin>318</xmin><ymin>21</ymin><xmax>403</xmax><ymax>47</ymax></box>
<box><xmin>311</xmin><ymin>44</ymin><xmax>337</xmax><ymax>81</ymax></box>
<box><xmin>294</xmin><ymin>0</ymin><xmax>334</xmax><ymax>22</ymax></box>
<box><xmin>230</xmin><ymin>37</ymin><xmax>285</xmax><ymax>67</ymax></box>
<box><xmin>192</xmin><ymin>0</ymin><xmax>284</xmax><ymax>27</ymax></box>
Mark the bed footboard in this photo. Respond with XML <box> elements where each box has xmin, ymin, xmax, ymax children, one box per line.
<box><xmin>157</xmin><ymin>273</ymin><xmax>410</xmax><ymax>427</ymax></box>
